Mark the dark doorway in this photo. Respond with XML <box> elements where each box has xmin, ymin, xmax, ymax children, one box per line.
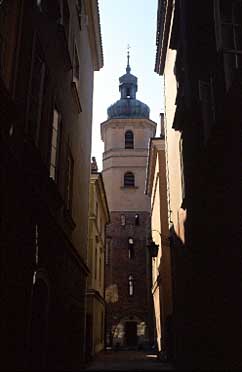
<box><xmin>29</xmin><ymin>277</ymin><xmax>49</xmax><ymax>369</ymax></box>
<box><xmin>125</xmin><ymin>321</ymin><xmax>137</xmax><ymax>347</ymax></box>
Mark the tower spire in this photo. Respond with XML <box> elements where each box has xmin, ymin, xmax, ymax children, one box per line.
<box><xmin>126</xmin><ymin>44</ymin><xmax>131</xmax><ymax>74</ymax></box>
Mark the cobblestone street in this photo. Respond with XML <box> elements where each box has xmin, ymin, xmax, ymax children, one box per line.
<box><xmin>84</xmin><ymin>350</ymin><xmax>175</xmax><ymax>371</ymax></box>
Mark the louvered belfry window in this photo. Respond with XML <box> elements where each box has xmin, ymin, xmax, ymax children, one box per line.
<box><xmin>124</xmin><ymin>172</ymin><xmax>135</xmax><ymax>187</ymax></box>
<box><xmin>125</xmin><ymin>130</ymin><xmax>134</xmax><ymax>149</ymax></box>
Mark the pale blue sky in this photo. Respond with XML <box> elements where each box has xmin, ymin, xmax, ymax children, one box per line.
<box><xmin>91</xmin><ymin>0</ymin><xmax>164</xmax><ymax>170</ymax></box>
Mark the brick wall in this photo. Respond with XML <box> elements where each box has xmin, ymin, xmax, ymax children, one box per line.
<box><xmin>105</xmin><ymin>211</ymin><xmax>153</xmax><ymax>348</ymax></box>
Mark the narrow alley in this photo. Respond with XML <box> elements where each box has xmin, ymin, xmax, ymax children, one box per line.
<box><xmin>1</xmin><ymin>0</ymin><xmax>242</xmax><ymax>370</ymax></box>
<box><xmin>85</xmin><ymin>350</ymin><xmax>174</xmax><ymax>371</ymax></box>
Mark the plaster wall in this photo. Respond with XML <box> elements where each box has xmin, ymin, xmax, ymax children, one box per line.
<box><xmin>102</xmin><ymin>118</ymin><xmax>156</xmax><ymax>212</ymax></box>
<box><xmin>164</xmin><ymin>49</ymin><xmax>183</xmax><ymax>236</ymax></box>
<box><xmin>71</xmin><ymin>17</ymin><xmax>95</xmax><ymax>262</ymax></box>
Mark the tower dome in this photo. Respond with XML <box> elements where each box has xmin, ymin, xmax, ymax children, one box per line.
<box><xmin>107</xmin><ymin>52</ymin><xmax>150</xmax><ymax>119</ymax></box>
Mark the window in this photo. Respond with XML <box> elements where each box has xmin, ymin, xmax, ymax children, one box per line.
<box><xmin>65</xmin><ymin>147</ymin><xmax>74</xmax><ymax>212</ymax></box>
<box><xmin>125</xmin><ymin>130</ymin><xmax>134</xmax><ymax>149</ymax></box>
<box><xmin>94</xmin><ymin>245</ymin><xmax>97</xmax><ymax>280</ymax></box>
<box><xmin>0</xmin><ymin>2</ymin><xmax>8</xmax><ymax>76</ymax></box>
<box><xmin>101</xmin><ymin>312</ymin><xmax>104</xmax><ymax>342</ymax></box>
<box><xmin>76</xmin><ymin>0</ymin><xmax>83</xmax><ymax>22</ymax></box>
<box><xmin>128</xmin><ymin>238</ymin><xmax>134</xmax><ymax>260</ymax></box>
<box><xmin>135</xmin><ymin>214</ymin><xmax>139</xmax><ymax>226</ymax></box>
<box><xmin>71</xmin><ymin>43</ymin><xmax>82</xmax><ymax>112</ymax></box>
<box><xmin>121</xmin><ymin>215</ymin><xmax>126</xmax><ymax>226</ymax></box>
<box><xmin>128</xmin><ymin>275</ymin><xmax>134</xmax><ymax>296</ymax></box>
<box><xmin>73</xmin><ymin>45</ymin><xmax>80</xmax><ymax>83</ymax></box>
<box><xmin>49</xmin><ymin>108</ymin><xmax>61</xmax><ymax>181</ymax></box>
<box><xmin>96</xmin><ymin>202</ymin><xmax>99</xmax><ymax>224</ymax></box>
<box><xmin>214</xmin><ymin>0</ymin><xmax>242</xmax><ymax>88</ymax></box>
<box><xmin>124</xmin><ymin>172</ymin><xmax>135</xmax><ymax>187</ymax></box>
<box><xmin>28</xmin><ymin>39</ymin><xmax>46</xmax><ymax>145</ymax></box>
<box><xmin>99</xmin><ymin>256</ymin><xmax>102</xmax><ymax>284</ymax></box>
<box><xmin>220</xmin><ymin>0</ymin><xmax>242</xmax><ymax>54</ymax></box>
<box><xmin>37</xmin><ymin>0</ymin><xmax>61</xmax><ymax>20</ymax></box>
<box><xmin>61</xmin><ymin>0</ymin><xmax>70</xmax><ymax>42</ymax></box>
<box><xmin>105</xmin><ymin>239</ymin><xmax>110</xmax><ymax>265</ymax></box>
<box><xmin>126</xmin><ymin>87</ymin><xmax>131</xmax><ymax>98</ymax></box>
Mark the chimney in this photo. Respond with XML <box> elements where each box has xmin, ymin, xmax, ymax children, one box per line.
<box><xmin>91</xmin><ymin>156</ymin><xmax>98</xmax><ymax>173</ymax></box>
<box><xmin>160</xmin><ymin>113</ymin><xmax>165</xmax><ymax>139</ymax></box>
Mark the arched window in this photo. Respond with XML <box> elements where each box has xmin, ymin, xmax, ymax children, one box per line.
<box><xmin>125</xmin><ymin>130</ymin><xmax>134</xmax><ymax>149</ymax></box>
<box><xmin>128</xmin><ymin>237</ymin><xmax>134</xmax><ymax>259</ymax></box>
<box><xmin>135</xmin><ymin>214</ymin><xmax>139</xmax><ymax>225</ymax></box>
<box><xmin>128</xmin><ymin>275</ymin><xmax>134</xmax><ymax>296</ymax></box>
<box><xmin>124</xmin><ymin>172</ymin><xmax>135</xmax><ymax>187</ymax></box>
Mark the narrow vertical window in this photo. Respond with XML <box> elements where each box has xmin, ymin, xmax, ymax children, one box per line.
<box><xmin>96</xmin><ymin>202</ymin><xmax>99</xmax><ymax>225</ymax></box>
<box><xmin>94</xmin><ymin>244</ymin><xmax>97</xmax><ymax>280</ymax></box>
<box><xmin>101</xmin><ymin>311</ymin><xmax>104</xmax><ymax>342</ymax></box>
<box><xmin>135</xmin><ymin>214</ymin><xmax>139</xmax><ymax>226</ymax></box>
<box><xmin>100</xmin><ymin>217</ymin><xmax>103</xmax><ymax>237</ymax></box>
<box><xmin>125</xmin><ymin>130</ymin><xmax>134</xmax><ymax>149</ymax></box>
<box><xmin>28</xmin><ymin>39</ymin><xmax>46</xmax><ymax>145</ymax></box>
<box><xmin>74</xmin><ymin>45</ymin><xmax>80</xmax><ymax>83</ymax></box>
<box><xmin>49</xmin><ymin>108</ymin><xmax>61</xmax><ymax>181</ymax></box>
<box><xmin>214</xmin><ymin>0</ymin><xmax>242</xmax><ymax>89</ymax></box>
<box><xmin>71</xmin><ymin>42</ymin><xmax>82</xmax><ymax>112</ymax></box>
<box><xmin>62</xmin><ymin>0</ymin><xmax>70</xmax><ymax>43</ymax></box>
<box><xmin>128</xmin><ymin>238</ymin><xmax>134</xmax><ymax>260</ymax></box>
<box><xmin>128</xmin><ymin>275</ymin><xmax>134</xmax><ymax>296</ymax></box>
<box><xmin>99</xmin><ymin>256</ymin><xmax>102</xmax><ymax>284</ymax></box>
<box><xmin>105</xmin><ymin>239</ymin><xmax>110</xmax><ymax>265</ymax></box>
<box><xmin>0</xmin><ymin>2</ymin><xmax>8</xmax><ymax>76</ymax></box>
<box><xmin>121</xmin><ymin>215</ymin><xmax>126</xmax><ymax>226</ymax></box>
<box><xmin>65</xmin><ymin>147</ymin><xmax>74</xmax><ymax>212</ymax></box>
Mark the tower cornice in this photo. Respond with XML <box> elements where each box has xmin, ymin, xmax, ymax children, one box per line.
<box><xmin>101</xmin><ymin>117</ymin><xmax>157</xmax><ymax>141</ymax></box>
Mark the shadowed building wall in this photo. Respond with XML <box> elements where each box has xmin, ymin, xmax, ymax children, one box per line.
<box><xmin>0</xmin><ymin>1</ymin><xmax>103</xmax><ymax>369</ymax></box>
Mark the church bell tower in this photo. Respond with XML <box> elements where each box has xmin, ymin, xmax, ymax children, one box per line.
<box><xmin>101</xmin><ymin>52</ymin><xmax>156</xmax><ymax>349</ymax></box>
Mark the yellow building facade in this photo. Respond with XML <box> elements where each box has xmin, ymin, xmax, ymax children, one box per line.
<box><xmin>86</xmin><ymin>158</ymin><xmax>110</xmax><ymax>360</ymax></box>
<box><xmin>145</xmin><ymin>117</ymin><xmax>173</xmax><ymax>359</ymax></box>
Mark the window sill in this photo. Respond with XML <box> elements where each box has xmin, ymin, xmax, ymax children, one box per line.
<box><xmin>71</xmin><ymin>80</ymin><xmax>82</xmax><ymax>113</ymax></box>
<box><xmin>120</xmin><ymin>186</ymin><xmax>138</xmax><ymax>189</ymax></box>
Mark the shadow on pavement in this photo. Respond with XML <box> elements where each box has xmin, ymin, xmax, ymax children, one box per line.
<box><xmin>84</xmin><ymin>350</ymin><xmax>175</xmax><ymax>371</ymax></box>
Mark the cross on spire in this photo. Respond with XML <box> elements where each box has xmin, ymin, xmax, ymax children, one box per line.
<box><xmin>126</xmin><ymin>44</ymin><xmax>131</xmax><ymax>73</ymax></box>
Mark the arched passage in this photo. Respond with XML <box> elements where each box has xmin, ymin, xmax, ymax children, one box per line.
<box><xmin>112</xmin><ymin>315</ymin><xmax>147</xmax><ymax>349</ymax></box>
